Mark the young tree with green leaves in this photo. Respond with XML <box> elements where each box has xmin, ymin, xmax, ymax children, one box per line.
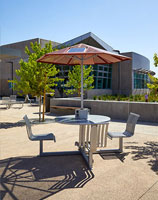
<box><xmin>147</xmin><ymin>53</ymin><xmax>158</xmax><ymax>98</ymax></box>
<box><xmin>10</xmin><ymin>41</ymin><xmax>62</xmax><ymax>121</ymax></box>
<box><xmin>154</xmin><ymin>53</ymin><xmax>158</xmax><ymax>66</ymax></box>
<box><xmin>147</xmin><ymin>74</ymin><xmax>158</xmax><ymax>96</ymax></box>
<box><xmin>64</xmin><ymin>65</ymin><xmax>94</xmax><ymax>96</ymax></box>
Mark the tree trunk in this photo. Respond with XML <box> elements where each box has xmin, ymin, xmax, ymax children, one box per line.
<box><xmin>39</xmin><ymin>95</ymin><xmax>42</xmax><ymax>122</ymax></box>
<box><xmin>42</xmin><ymin>92</ymin><xmax>46</xmax><ymax>122</ymax></box>
<box><xmin>42</xmin><ymin>73</ymin><xmax>47</xmax><ymax>122</ymax></box>
<box><xmin>78</xmin><ymin>88</ymin><xmax>80</xmax><ymax>97</ymax></box>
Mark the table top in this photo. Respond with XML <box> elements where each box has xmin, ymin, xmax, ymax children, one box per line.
<box><xmin>55</xmin><ymin>115</ymin><xmax>111</xmax><ymax>125</ymax></box>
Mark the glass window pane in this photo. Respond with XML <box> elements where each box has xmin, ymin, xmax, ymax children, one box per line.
<box><xmin>97</xmin><ymin>79</ymin><xmax>102</xmax><ymax>89</ymax></box>
<box><xmin>93</xmin><ymin>71</ymin><xmax>97</xmax><ymax>76</ymax></box>
<box><xmin>93</xmin><ymin>65</ymin><xmax>98</xmax><ymax>70</ymax></box>
<box><xmin>108</xmin><ymin>73</ymin><xmax>112</xmax><ymax>78</ymax></box>
<box><xmin>103</xmin><ymin>79</ymin><xmax>107</xmax><ymax>89</ymax></box>
<box><xmin>104</xmin><ymin>67</ymin><xmax>108</xmax><ymax>71</ymax></box>
<box><xmin>104</xmin><ymin>73</ymin><xmax>107</xmax><ymax>77</ymax></box>
<box><xmin>107</xmin><ymin>79</ymin><xmax>111</xmax><ymax>89</ymax></box>
<box><xmin>99</xmin><ymin>66</ymin><xmax>103</xmax><ymax>71</ymax></box>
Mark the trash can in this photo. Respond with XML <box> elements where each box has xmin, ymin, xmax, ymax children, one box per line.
<box><xmin>45</xmin><ymin>93</ymin><xmax>51</xmax><ymax>112</ymax></box>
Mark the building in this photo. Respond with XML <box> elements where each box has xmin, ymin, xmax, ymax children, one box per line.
<box><xmin>0</xmin><ymin>32</ymin><xmax>155</xmax><ymax>97</ymax></box>
<box><xmin>0</xmin><ymin>38</ymin><xmax>59</xmax><ymax>96</ymax></box>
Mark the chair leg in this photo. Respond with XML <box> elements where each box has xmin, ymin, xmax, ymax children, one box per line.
<box><xmin>40</xmin><ymin>140</ymin><xmax>43</xmax><ymax>156</ymax></box>
<box><xmin>119</xmin><ymin>138</ymin><xmax>123</xmax><ymax>152</ymax></box>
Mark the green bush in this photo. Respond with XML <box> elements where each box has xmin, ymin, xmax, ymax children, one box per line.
<box><xmin>98</xmin><ymin>96</ymin><xmax>102</xmax><ymax>100</ymax></box>
<box><xmin>93</xmin><ymin>95</ymin><xmax>97</xmax><ymax>100</ymax></box>
<box><xmin>93</xmin><ymin>94</ymin><xmax>158</xmax><ymax>102</ymax></box>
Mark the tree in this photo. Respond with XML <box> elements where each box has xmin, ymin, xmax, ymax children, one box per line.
<box><xmin>10</xmin><ymin>41</ymin><xmax>62</xmax><ymax>121</ymax></box>
<box><xmin>147</xmin><ymin>74</ymin><xmax>158</xmax><ymax>96</ymax></box>
<box><xmin>147</xmin><ymin>53</ymin><xmax>158</xmax><ymax>97</ymax></box>
<box><xmin>154</xmin><ymin>53</ymin><xmax>158</xmax><ymax>66</ymax></box>
<box><xmin>64</xmin><ymin>65</ymin><xmax>94</xmax><ymax>96</ymax></box>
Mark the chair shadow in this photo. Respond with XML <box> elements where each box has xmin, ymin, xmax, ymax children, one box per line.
<box><xmin>0</xmin><ymin>107</ymin><xmax>8</xmax><ymax>110</ymax></box>
<box><xmin>0</xmin><ymin>122</ymin><xmax>25</xmax><ymax>129</ymax></box>
<box><xmin>100</xmin><ymin>152</ymin><xmax>129</xmax><ymax>162</ymax></box>
<box><xmin>125</xmin><ymin>141</ymin><xmax>158</xmax><ymax>174</ymax></box>
<box><xmin>0</xmin><ymin>155</ymin><xmax>94</xmax><ymax>200</ymax></box>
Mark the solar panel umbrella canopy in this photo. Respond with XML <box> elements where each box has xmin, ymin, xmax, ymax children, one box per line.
<box><xmin>37</xmin><ymin>43</ymin><xmax>131</xmax><ymax>109</ymax></box>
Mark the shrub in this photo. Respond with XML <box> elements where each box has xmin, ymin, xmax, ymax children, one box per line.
<box><xmin>93</xmin><ymin>95</ymin><xmax>97</xmax><ymax>100</ymax></box>
<box><xmin>98</xmin><ymin>96</ymin><xmax>102</xmax><ymax>100</ymax></box>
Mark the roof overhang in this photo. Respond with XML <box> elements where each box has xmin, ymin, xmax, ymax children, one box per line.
<box><xmin>133</xmin><ymin>68</ymin><xmax>155</xmax><ymax>76</ymax></box>
<box><xmin>55</xmin><ymin>32</ymin><xmax>115</xmax><ymax>53</ymax></box>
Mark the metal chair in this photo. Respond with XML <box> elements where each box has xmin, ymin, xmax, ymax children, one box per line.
<box><xmin>10</xmin><ymin>95</ymin><xmax>17</xmax><ymax>101</ymax></box>
<box><xmin>23</xmin><ymin>115</ymin><xmax>56</xmax><ymax>156</ymax></box>
<box><xmin>107</xmin><ymin>112</ymin><xmax>140</xmax><ymax>152</ymax></box>
<box><xmin>25</xmin><ymin>94</ymin><xmax>35</xmax><ymax>104</ymax></box>
<box><xmin>1</xmin><ymin>97</ymin><xmax>10</xmax><ymax>109</ymax></box>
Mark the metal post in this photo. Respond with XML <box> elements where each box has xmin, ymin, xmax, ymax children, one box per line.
<box><xmin>119</xmin><ymin>138</ymin><xmax>123</xmax><ymax>152</ymax></box>
<box><xmin>40</xmin><ymin>140</ymin><xmax>43</xmax><ymax>156</ymax></box>
<box><xmin>81</xmin><ymin>57</ymin><xmax>84</xmax><ymax>109</ymax></box>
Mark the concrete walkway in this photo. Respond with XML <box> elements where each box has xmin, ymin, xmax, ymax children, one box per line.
<box><xmin>0</xmin><ymin>104</ymin><xmax>158</xmax><ymax>200</ymax></box>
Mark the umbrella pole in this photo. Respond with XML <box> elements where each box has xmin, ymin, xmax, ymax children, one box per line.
<box><xmin>81</xmin><ymin>57</ymin><xmax>84</xmax><ymax>109</ymax></box>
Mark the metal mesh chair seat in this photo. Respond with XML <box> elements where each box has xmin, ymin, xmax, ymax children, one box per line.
<box><xmin>31</xmin><ymin>133</ymin><xmax>56</xmax><ymax>141</ymax></box>
<box><xmin>108</xmin><ymin>131</ymin><xmax>133</xmax><ymax>139</ymax></box>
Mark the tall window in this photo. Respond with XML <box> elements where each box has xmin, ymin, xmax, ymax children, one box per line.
<box><xmin>93</xmin><ymin>64</ymin><xmax>112</xmax><ymax>89</ymax></box>
<box><xmin>56</xmin><ymin>64</ymin><xmax>112</xmax><ymax>89</ymax></box>
<box><xmin>134</xmin><ymin>72</ymin><xmax>149</xmax><ymax>89</ymax></box>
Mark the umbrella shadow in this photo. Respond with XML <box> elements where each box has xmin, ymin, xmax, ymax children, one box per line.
<box><xmin>0</xmin><ymin>155</ymin><xmax>94</xmax><ymax>200</ymax></box>
<box><xmin>125</xmin><ymin>141</ymin><xmax>158</xmax><ymax>174</ymax></box>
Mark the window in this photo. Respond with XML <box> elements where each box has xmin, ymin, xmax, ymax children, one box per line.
<box><xmin>92</xmin><ymin>64</ymin><xmax>112</xmax><ymax>89</ymax></box>
<box><xmin>134</xmin><ymin>72</ymin><xmax>149</xmax><ymax>89</ymax></box>
<box><xmin>97</xmin><ymin>79</ymin><xmax>102</xmax><ymax>89</ymax></box>
<box><xmin>57</xmin><ymin>64</ymin><xmax>112</xmax><ymax>90</ymax></box>
<box><xmin>99</xmin><ymin>66</ymin><xmax>103</xmax><ymax>71</ymax></box>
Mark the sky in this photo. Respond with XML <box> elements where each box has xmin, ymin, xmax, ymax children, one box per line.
<box><xmin>1</xmin><ymin>0</ymin><xmax>158</xmax><ymax>76</ymax></box>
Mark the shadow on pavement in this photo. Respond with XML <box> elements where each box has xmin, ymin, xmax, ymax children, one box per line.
<box><xmin>0</xmin><ymin>122</ymin><xmax>25</xmax><ymax>129</ymax></box>
<box><xmin>100</xmin><ymin>152</ymin><xmax>129</xmax><ymax>162</ymax></box>
<box><xmin>125</xmin><ymin>141</ymin><xmax>158</xmax><ymax>174</ymax></box>
<box><xmin>0</xmin><ymin>155</ymin><xmax>94</xmax><ymax>200</ymax></box>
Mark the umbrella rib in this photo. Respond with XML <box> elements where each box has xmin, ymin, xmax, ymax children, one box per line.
<box><xmin>72</xmin><ymin>55</ymin><xmax>82</xmax><ymax>61</ymax></box>
<box><xmin>97</xmin><ymin>55</ymin><xmax>112</xmax><ymax>64</ymax></box>
<box><xmin>111</xmin><ymin>54</ymin><xmax>126</xmax><ymax>61</ymax></box>
<box><xmin>83</xmin><ymin>54</ymin><xmax>97</xmax><ymax>61</ymax></box>
<box><xmin>67</xmin><ymin>57</ymin><xmax>73</xmax><ymax>65</ymax></box>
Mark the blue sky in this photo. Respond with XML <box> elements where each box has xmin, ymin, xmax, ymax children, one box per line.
<box><xmin>1</xmin><ymin>0</ymin><xmax>158</xmax><ymax>76</ymax></box>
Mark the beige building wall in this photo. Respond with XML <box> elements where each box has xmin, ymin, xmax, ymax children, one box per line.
<box><xmin>0</xmin><ymin>38</ymin><xmax>60</xmax><ymax>96</ymax></box>
<box><xmin>112</xmin><ymin>59</ymin><xmax>132</xmax><ymax>96</ymax></box>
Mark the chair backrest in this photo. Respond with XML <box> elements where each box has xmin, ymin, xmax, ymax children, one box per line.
<box><xmin>23</xmin><ymin>115</ymin><xmax>34</xmax><ymax>140</ymax></box>
<box><xmin>25</xmin><ymin>94</ymin><xmax>31</xmax><ymax>103</ymax></box>
<box><xmin>10</xmin><ymin>95</ymin><xmax>16</xmax><ymax>101</ymax></box>
<box><xmin>125</xmin><ymin>112</ymin><xmax>140</xmax><ymax>135</ymax></box>
<box><xmin>2</xmin><ymin>97</ymin><xmax>10</xmax><ymax>104</ymax></box>
<box><xmin>36</xmin><ymin>96</ymin><xmax>40</xmax><ymax>103</ymax></box>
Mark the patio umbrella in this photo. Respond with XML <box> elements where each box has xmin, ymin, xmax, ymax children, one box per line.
<box><xmin>37</xmin><ymin>43</ymin><xmax>131</xmax><ymax>109</ymax></box>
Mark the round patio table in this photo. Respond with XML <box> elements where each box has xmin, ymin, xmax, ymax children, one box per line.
<box><xmin>55</xmin><ymin>115</ymin><xmax>111</xmax><ymax>169</ymax></box>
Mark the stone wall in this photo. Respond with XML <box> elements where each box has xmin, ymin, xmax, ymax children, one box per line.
<box><xmin>50</xmin><ymin>98</ymin><xmax>158</xmax><ymax>123</ymax></box>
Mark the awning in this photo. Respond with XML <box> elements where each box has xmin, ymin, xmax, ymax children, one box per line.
<box><xmin>133</xmin><ymin>68</ymin><xmax>155</xmax><ymax>76</ymax></box>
